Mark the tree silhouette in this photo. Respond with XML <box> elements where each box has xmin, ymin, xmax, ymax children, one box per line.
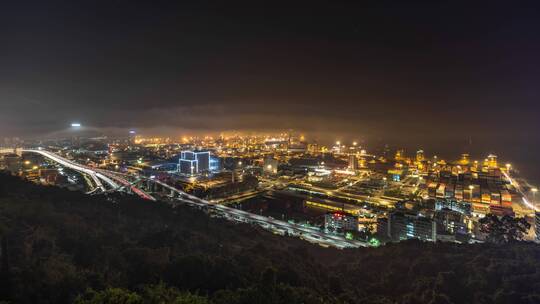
<box><xmin>1</xmin><ymin>173</ymin><xmax>540</xmax><ymax>303</ymax></box>
<box><xmin>479</xmin><ymin>214</ymin><xmax>530</xmax><ymax>244</ymax></box>
<box><xmin>0</xmin><ymin>236</ymin><xmax>11</xmax><ymax>301</ymax></box>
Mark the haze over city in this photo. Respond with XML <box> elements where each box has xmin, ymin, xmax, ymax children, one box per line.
<box><xmin>1</xmin><ymin>2</ymin><xmax>540</xmax><ymax>177</ymax></box>
<box><xmin>1</xmin><ymin>2</ymin><xmax>540</xmax><ymax>303</ymax></box>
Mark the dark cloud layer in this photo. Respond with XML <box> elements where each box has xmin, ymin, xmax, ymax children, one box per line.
<box><xmin>1</xmin><ymin>0</ymin><xmax>540</xmax><ymax>179</ymax></box>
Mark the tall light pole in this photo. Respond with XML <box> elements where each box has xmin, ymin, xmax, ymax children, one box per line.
<box><xmin>70</xmin><ymin>122</ymin><xmax>82</xmax><ymax>148</ymax></box>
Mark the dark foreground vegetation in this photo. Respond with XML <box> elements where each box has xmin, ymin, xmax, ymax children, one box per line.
<box><xmin>0</xmin><ymin>173</ymin><xmax>539</xmax><ymax>304</ymax></box>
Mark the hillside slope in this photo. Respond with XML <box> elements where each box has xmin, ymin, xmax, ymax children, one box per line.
<box><xmin>0</xmin><ymin>173</ymin><xmax>539</xmax><ymax>304</ymax></box>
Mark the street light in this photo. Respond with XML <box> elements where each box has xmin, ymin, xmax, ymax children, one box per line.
<box><xmin>70</xmin><ymin>123</ymin><xmax>82</xmax><ymax>148</ymax></box>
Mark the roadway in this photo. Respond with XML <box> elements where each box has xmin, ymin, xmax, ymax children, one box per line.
<box><xmin>94</xmin><ymin>169</ymin><xmax>156</xmax><ymax>201</ymax></box>
<box><xmin>22</xmin><ymin>149</ymin><xmax>370</xmax><ymax>249</ymax></box>
<box><xmin>209</xmin><ymin>189</ymin><xmax>266</xmax><ymax>204</ymax></box>
<box><xmin>502</xmin><ymin>170</ymin><xmax>537</xmax><ymax>212</ymax></box>
<box><xmin>288</xmin><ymin>182</ymin><xmax>399</xmax><ymax>207</ymax></box>
<box><xmin>22</xmin><ymin>149</ymin><xmax>116</xmax><ymax>192</ymax></box>
<box><xmin>148</xmin><ymin>177</ymin><xmax>369</xmax><ymax>248</ymax></box>
<box><xmin>22</xmin><ymin>149</ymin><xmax>159</xmax><ymax>201</ymax></box>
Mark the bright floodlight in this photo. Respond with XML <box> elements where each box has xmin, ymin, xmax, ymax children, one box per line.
<box><xmin>129</xmin><ymin>130</ymin><xmax>136</xmax><ymax>134</ymax></box>
<box><xmin>71</xmin><ymin>123</ymin><xmax>81</xmax><ymax>127</ymax></box>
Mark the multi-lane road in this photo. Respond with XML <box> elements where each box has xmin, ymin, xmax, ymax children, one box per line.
<box><xmin>23</xmin><ymin>149</ymin><xmax>370</xmax><ymax>249</ymax></box>
<box><xmin>94</xmin><ymin>169</ymin><xmax>156</xmax><ymax>201</ymax></box>
<box><xmin>23</xmin><ymin>149</ymin><xmax>119</xmax><ymax>192</ymax></box>
<box><xmin>502</xmin><ymin>170</ymin><xmax>537</xmax><ymax>212</ymax></box>
<box><xmin>21</xmin><ymin>148</ymin><xmax>536</xmax><ymax>248</ymax></box>
<box><xmin>146</xmin><ymin>177</ymin><xmax>369</xmax><ymax>248</ymax></box>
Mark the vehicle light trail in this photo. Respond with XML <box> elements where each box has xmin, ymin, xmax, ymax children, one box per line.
<box><xmin>22</xmin><ymin>149</ymin><xmax>370</xmax><ymax>249</ymax></box>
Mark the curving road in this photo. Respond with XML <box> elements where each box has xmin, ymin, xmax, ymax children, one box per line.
<box><xmin>23</xmin><ymin>149</ymin><xmax>369</xmax><ymax>249</ymax></box>
<box><xmin>22</xmin><ymin>149</ymin><xmax>118</xmax><ymax>191</ymax></box>
<box><xmin>149</xmin><ymin>178</ymin><xmax>369</xmax><ymax>248</ymax></box>
<box><xmin>94</xmin><ymin>169</ymin><xmax>156</xmax><ymax>201</ymax></box>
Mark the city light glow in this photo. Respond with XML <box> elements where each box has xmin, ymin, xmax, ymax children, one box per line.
<box><xmin>1</xmin><ymin>4</ymin><xmax>538</xmax><ymax>301</ymax></box>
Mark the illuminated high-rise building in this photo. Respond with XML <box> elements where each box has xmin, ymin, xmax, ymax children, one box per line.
<box><xmin>324</xmin><ymin>211</ymin><xmax>358</xmax><ymax>232</ymax></box>
<box><xmin>178</xmin><ymin>150</ymin><xmax>211</xmax><ymax>175</ymax></box>
<box><xmin>263</xmin><ymin>157</ymin><xmax>279</xmax><ymax>174</ymax></box>
<box><xmin>482</xmin><ymin>158</ymin><xmax>490</xmax><ymax>172</ymax></box>
<box><xmin>179</xmin><ymin>159</ymin><xmax>197</xmax><ymax>175</ymax></box>
<box><xmin>459</xmin><ymin>153</ymin><xmax>470</xmax><ymax>166</ymax></box>
<box><xmin>395</xmin><ymin>149</ymin><xmax>404</xmax><ymax>161</ymax></box>
<box><xmin>307</xmin><ymin>143</ymin><xmax>319</xmax><ymax>154</ymax></box>
<box><xmin>348</xmin><ymin>154</ymin><xmax>358</xmax><ymax>171</ymax></box>
<box><xmin>416</xmin><ymin>149</ymin><xmax>424</xmax><ymax>162</ymax></box>
<box><xmin>358</xmin><ymin>157</ymin><xmax>367</xmax><ymax>168</ymax></box>
<box><xmin>471</xmin><ymin>160</ymin><xmax>479</xmax><ymax>172</ymax></box>
<box><xmin>195</xmin><ymin>151</ymin><xmax>210</xmax><ymax>172</ymax></box>
<box><xmin>181</xmin><ymin>151</ymin><xmax>195</xmax><ymax>160</ymax></box>
<box><xmin>487</xmin><ymin>154</ymin><xmax>498</xmax><ymax>169</ymax></box>
<box><xmin>209</xmin><ymin>157</ymin><xmax>220</xmax><ymax>171</ymax></box>
<box><xmin>128</xmin><ymin>130</ymin><xmax>136</xmax><ymax>144</ymax></box>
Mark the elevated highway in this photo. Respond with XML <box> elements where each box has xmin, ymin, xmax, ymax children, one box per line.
<box><xmin>22</xmin><ymin>149</ymin><xmax>369</xmax><ymax>249</ymax></box>
<box><xmin>22</xmin><ymin>149</ymin><xmax>117</xmax><ymax>192</ymax></box>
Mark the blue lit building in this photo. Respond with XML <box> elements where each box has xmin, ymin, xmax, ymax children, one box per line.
<box><xmin>196</xmin><ymin>151</ymin><xmax>210</xmax><ymax>172</ymax></box>
<box><xmin>178</xmin><ymin>150</ymin><xmax>211</xmax><ymax>175</ymax></box>
<box><xmin>179</xmin><ymin>159</ymin><xmax>198</xmax><ymax>175</ymax></box>
<box><xmin>209</xmin><ymin>156</ymin><xmax>220</xmax><ymax>171</ymax></box>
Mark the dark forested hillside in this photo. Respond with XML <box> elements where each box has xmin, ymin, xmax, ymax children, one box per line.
<box><xmin>0</xmin><ymin>173</ymin><xmax>539</xmax><ymax>304</ymax></box>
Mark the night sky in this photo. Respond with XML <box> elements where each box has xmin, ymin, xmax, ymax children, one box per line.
<box><xmin>1</xmin><ymin>1</ymin><xmax>539</xmax><ymax>178</ymax></box>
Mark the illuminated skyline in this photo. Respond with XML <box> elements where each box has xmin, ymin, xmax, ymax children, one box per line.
<box><xmin>2</xmin><ymin>2</ymin><xmax>540</xmax><ymax>302</ymax></box>
<box><xmin>1</xmin><ymin>1</ymin><xmax>539</xmax><ymax>181</ymax></box>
